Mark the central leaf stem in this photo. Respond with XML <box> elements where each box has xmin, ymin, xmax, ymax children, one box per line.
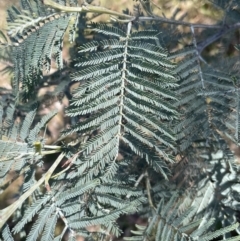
<box><xmin>118</xmin><ymin>22</ymin><xmax>132</xmax><ymax>141</ymax></box>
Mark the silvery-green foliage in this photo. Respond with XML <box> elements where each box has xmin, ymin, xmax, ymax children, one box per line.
<box><xmin>6</xmin><ymin>0</ymin><xmax>79</xmax><ymax>99</ymax></box>
<box><xmin>1</xmin><ymin>0</ymin><xmax>240</xmax><ymax>241</ymax></box>
<box><xmin>125</xmin><ymin>193</ymin><xmax>240</xmax><ymax>241</ymax></box>
<box><xmin>64</xmin><ymin>22</ymin><xmax>179</xmax><ymax>181</ymax></box>
<box><xmin>0</xmin><ymin>102</ymin><xmax>57</xmax><ymax>189</ymax></box>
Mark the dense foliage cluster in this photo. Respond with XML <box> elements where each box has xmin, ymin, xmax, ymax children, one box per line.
<box><xmin>1</xmin><ymin>0</ymin><xmax>240</xmax><ymax>240</ymax></box>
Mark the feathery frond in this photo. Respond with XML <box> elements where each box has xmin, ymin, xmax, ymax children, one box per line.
<box><xmin>65</xmin><ymin>22</ymin><xmax>179</xmax><ymax>180</ymax></box>
<box><xmin>125</xmin><ymin>192</ymin><xmax>240</xmax><ymax>241</ymax></box>
<box><xmin>6</xmin><ymin>0</ymin><xmax>79</xmax><ymax>99</ymax></box>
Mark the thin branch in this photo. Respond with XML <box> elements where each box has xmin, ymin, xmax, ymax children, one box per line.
<box><xmin>191</xmin><ymin>25</ymin><xmax>205</xmax><ymax>89</ymax></box>
<box><xmin>138</xmin><ymin>16</ymin><xmax>223</xmax><ymax>29</ymax></box>
<box><xmin>43</xmin><ymin>0</ymin><xmax>223</xmax><ymax>29</ymax></box>
<box><xmin>196</xmin><ymin>24</ymin><xmax>239</xmax><ymax>53</ymax></box>
<box><xmin>43</xmin><ymin>0</ymin><xmax>133</xmax><ymax>19</ymax></box>
<box><xmin>51</xmin><ymin>151</ymin><xmax>81</xmax><ymax>179</ymax></box>
<box><xmin>126</xmin><ymin>171</ymin><xmax>146</xmax><ymax>199</ymax></box>
<box><xmin>43</xmin><ymin>0</ymin><xmax>240</xmax><ymax>54</ymax></box>
<box><xmin>150</xmin><ymin>0</ymin><xmax>162</xmax><ymax>11</ymax></box>
<box><xmin>134</xmin><ymin>172</ymin><xmax>146</xmax><ymax>188</ymax></box>
<box><xmin>0</xmin><ymin>152</ymin><xmax>65</xmax><ymax>229</ymax></box>
<box><xmin>145</xmin><ymin>171</ymin><xmax>156</xmax><ymax>210</ymax></box>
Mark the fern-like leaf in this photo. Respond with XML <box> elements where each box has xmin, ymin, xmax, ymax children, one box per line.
<box><xmin>65</xmin><ymin>23</ymin><xmax>179</xmax><ymax>180</ymax></box>
<box><xmin>125</xmin><ymin>192</ymin><xmax>240</xmax><ymax>241</ymax></box>
<box><xmin>6</xmin><ymin>0</ymin><xmax>79</xmax><ymax>99</ymax></box>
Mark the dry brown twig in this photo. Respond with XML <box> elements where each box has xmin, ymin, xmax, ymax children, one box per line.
<box><xmin>0</xmin><ymin>152</ymin><xmax>66</xmax><ymax>229</ymax></box>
